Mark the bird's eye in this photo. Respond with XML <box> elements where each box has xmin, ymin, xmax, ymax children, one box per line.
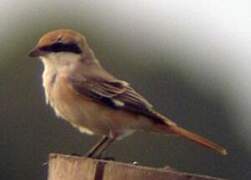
<box><xmin>40</xmin><ymin>43</ymin><xmax>82</xmax><ymax>54</ymax></box>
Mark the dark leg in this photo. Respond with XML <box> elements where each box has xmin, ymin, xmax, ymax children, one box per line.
<box><xmin>85</xmin><ymin>136</ymin><xmax>109</xmax><ymax>157</ymax></box>
<box><xmin>91</xmin><ymin>137</ymin><xmax>115</xmax><ymax>158</ymax></box>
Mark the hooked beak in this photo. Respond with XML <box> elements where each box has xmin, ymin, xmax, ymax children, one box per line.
<box><xmin>28</xmin><ymin>46</ymin><xmax>43</xmax><ymax>57</ymax></box>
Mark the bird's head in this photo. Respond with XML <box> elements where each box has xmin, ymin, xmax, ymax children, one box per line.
<box><xmin>29</xmin><ymin>29</ymin><xmax>86</xmax><ymax>58</ymax></box>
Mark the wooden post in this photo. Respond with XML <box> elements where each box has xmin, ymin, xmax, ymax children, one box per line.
<box><xmin>48</xmin><ymin>153</ymin><xmax>224</xmax><ymax>180</ymax></box>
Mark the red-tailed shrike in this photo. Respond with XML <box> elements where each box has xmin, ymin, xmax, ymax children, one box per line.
<box><xmin>29</xmin><ymin>29</ymin><xmax>227</xmax><ymax>158</ymax></box>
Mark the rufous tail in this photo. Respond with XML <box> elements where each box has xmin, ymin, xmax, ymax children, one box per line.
<box><xmin>168</xmin><ymin>125</ymin><xmax>227</xmax><ymax>155</ymax></box>
<box><xmin>153</xmin><ymin>112</ymin><xmax>227</xmax><ymax>155</ymax></box>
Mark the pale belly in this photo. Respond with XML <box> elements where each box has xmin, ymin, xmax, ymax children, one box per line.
<box><xmin>45</xmin><ymin>75</ymin><xmax>152</xmax><ymax>139</ymax></box>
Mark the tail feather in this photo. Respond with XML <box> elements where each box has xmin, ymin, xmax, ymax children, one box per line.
<box><xmin>168</xmin><ymin>125</ymin><xmax>227</xmax><ymax>155</ymax></box>
<box><xmin>152</xmin><ymin>111</ymin><xmax>227</xmax><ymax>155</ymax></box>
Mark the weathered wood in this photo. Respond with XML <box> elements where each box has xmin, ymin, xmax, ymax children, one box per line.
<box><xmin>48</xmin><ymin>153</ymin><xmax>225</xmax><ymax>180</ymax></box>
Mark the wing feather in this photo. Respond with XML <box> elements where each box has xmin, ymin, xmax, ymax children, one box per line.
<box><xmin>68</xmin><ymin>75</ymin><xmax>163</xmax><ymax>123</ymax></box>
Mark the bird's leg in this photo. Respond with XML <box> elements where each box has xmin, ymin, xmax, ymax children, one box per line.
<box><xmin>91</xmin><ymin>137</ymin><xmax>115</xmax><ymax>159</ymax></box>
<box><xmin>85</xmin><ymin>136</ymin><xmax>109</xmax><ymax>158</ymax></box>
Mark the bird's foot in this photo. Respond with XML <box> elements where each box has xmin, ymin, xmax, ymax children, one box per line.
<box><xmin>70</xmin><ymin>153</ymin><xmax>81</xmax><ymax>157</ymax></box>
<box><xmin>99</xmin><ymin>156</ymin><xmax>115</xmax><ymax>161</ymax></box>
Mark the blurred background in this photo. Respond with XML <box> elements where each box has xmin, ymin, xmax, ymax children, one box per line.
<box><xmin>0</xmin><ymin>0</ymin><xmax>250</xmax><ymax>179</ymax></box>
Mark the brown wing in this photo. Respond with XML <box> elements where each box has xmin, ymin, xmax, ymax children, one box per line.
<box><xmin>68</xmin><ymin>75</ymin><xmax>164</xmax><ymax>124</ymax></box>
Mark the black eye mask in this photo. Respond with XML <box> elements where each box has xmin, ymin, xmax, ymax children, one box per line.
<box><xmin>40</xmin><ymin>43</ymin><xmax>82</xmax><ymax>54</ymax></box>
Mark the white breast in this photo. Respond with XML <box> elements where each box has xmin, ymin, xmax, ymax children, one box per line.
<box><xmin>41</xmin><ymin>53</ymin><xmax>81</xmax><ymax>105</ymax></box>
<box><xmin>40</xmin><ymin>53</ymin><xmax>97</xmax><ymax>135</ymax></box>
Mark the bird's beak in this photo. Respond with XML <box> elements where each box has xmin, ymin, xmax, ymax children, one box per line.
<box><xmin>28</xmin><ymin>46</ymin><xmax>43</xmax><ymax>57</ymax></box>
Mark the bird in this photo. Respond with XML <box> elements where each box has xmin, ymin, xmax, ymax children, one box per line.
<box><xmin>29</xmin><ymin>29</ymin><xmax>227</xmax><ymax>158</ymax></box>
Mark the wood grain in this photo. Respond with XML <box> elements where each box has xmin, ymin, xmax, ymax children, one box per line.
<box><xmin>48</xmin><ymin>153</ymin><xmax>225</xmax><ymax>180</ymax></box>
